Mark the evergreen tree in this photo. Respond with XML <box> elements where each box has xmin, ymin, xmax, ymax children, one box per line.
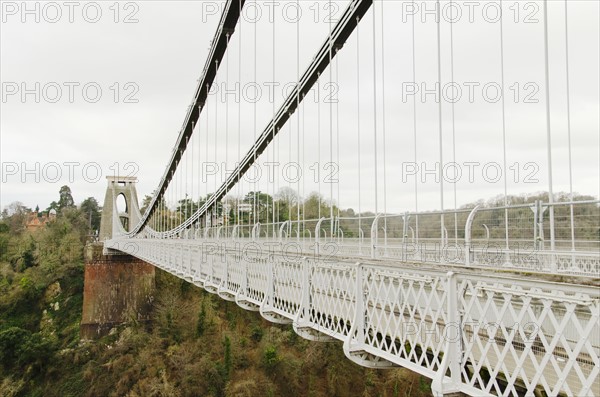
<box><xmin>80</xmin><ymin>197</ymin><xmax>102</xmax><ymax>232</ymax></box>
<box><xmin>46</xmin><ymin>201</ymin><xmax>59</xmax><ymax>213</ymax></box>
<box><xmin>58</xmin><ymin>186</ymin><xmax>75</xmax><ymax>210</ymax></box>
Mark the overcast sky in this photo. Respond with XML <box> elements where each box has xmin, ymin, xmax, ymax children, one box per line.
<box><xmin>1</xmin><ymin>0</ymin><xmax>599</xmax><ymax>215</ymax></box>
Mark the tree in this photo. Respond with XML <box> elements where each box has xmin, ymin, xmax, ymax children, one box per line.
<box><xmin>46</xmin><ymin>201</ymin><xmax>59</xmax><ymax>213</ymax></box>
<box><xmin>303</xmin><ymin>192</ymin><xmax>334</xmax><ymax>220</ymax></box>
<box><xmin>140</xmin><ymin>192</ymin><xmax>164</xmax><ymax>215</ymax></box>
<box><xmin>275</xmin><ymin>187</ymin><xmax>299</xmax><ymax>207</ymax></box>
<box><xmin>10</xmin><ymin>235</ymin><xmax>36</xmax><ymax>272</ymax></box>
<box><xmin>58</xmin><ymin>185</ymin><xmax>75</xmax><ymax>210</ymax></box>
<box><xmin>80</xmin><ymin>197</ymin><xmax>102</xmax><ymax>232</ymax></box>
<box><xmin>2</xmin><ymin>201</ymin><xmax>29</xmax><ymax>218</ymax></box>
<box><xmin>273</xmin><ymin>187</ymin><xmax>301</xmax><ymax>222</ymax></box>
<box><xmin>140</xmin><ymin>194</ymin><xmax>152</xmax><ymax>215</ymax></box>
<box><xmin>262</xmin><ymin>345</ymin><xmax>279</xmax><ymax>370</ymax></box>
<box><xmin>176</xmin><ymin>197</ymin><xmax>200</xmax><ymax>217</ymax></box>
<box><xmin>1</xmin><ymin>202</ymin><xmax>29</xmax><ymax>234</ymax></box>
<box><xmin>243</xmin><ymin>191</ymin><xmax>274</xmax><ymax>223</ymax></box>
<box><xmin>0</xmin><ymin>327</ymin><xmax>55</xmax><ymax>371</ymax></box>
<box><xmin>0</xmin><ymin>327</ymin><xmax>30</xmax><ymax>368</ymax></box>
<box><xmin>194</xmin><ymin>193</ymin><xmax>224</xmax><ymax>226</ymax></box>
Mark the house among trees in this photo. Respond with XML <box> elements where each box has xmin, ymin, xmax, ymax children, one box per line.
<box><xmin>25</xmin><ymin>209</ymin><xmax>56</xmax><ymax>231</ymax></box>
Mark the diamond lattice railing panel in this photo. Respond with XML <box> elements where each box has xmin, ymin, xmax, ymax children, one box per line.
<box><xmin>199</xmin><ymin>245</ymin><xmax>214</xmax><ymax>285</ymax></box>
<box><xmin>186</xmin><ymin>243</ymin><xmax>195</xmax><ymax>275</ymax></box>
<box><xmin>458</xmin><ymin>275</ymin><xmax>600</xmax><ymax>397</ymax></box>
<box><xmin>189</xmin><ymin>244</ymin><xmax>201</xmax><ymax>280</ymax></box>
<box><xmin>245</xmin><ymin>256</ymin><xmax>268</xmax><ymax>306</ymax></box>
<box><xmin>514</xmin><ymin>251</ymin><xmax>553</xmax><ymax>273</ymax></box>
<box><xmin>152</xmin><ymin>241</ymin><xmax>161</xmax><ymax>264</ymax></box>
<box><xmin>172</xmin><ymin>241</ymin><xmax>181</xmax><ymax>273</ymax></box>
<box><xmin>180</xmin><ymin>243</ymin><xmax>189</xmax><ymax>273</ymax></box>
<box><xmin>154</xmin><ymin>243</ymin><xmax>164</xmax><ymax>266</ymax></box>
<box><xmin>205</xmin><ymin>253</ymin><xmax>225</xmax><ymax>288</ymax></box>
<box><xmin>380</xmin><ymin>246</ymin><xmax>403</xmax><ymax>259</ymax></box>
<box><xmin>172</xmin><ymin>241</ymin><xmax>182</xmax><ymax>273</ymax></box>
<box><xmin>152</xmin><ymin>241</ymin><xmax>164</xmax><ymax>266</ymax></box>
<box><xmin>309</xmin><ymin>261</ymin><xmax>356</xmax><ymax>339</ymax></box>
<box><xmin>336</xmin><ymin>243</ymin><xmax>367</xmax><ymax>257</ymax></box>
<box><xmin>361</xmin><ymin>266</ymin><xmax>449</xmax><ymax>374</ymax></box>
<box><xmin>555</xmin><ymin>252</ymin><xmax>600</xmax><ymax>276</ymax></box>
<box><xmin>168</xmin><ymin>243</ymin><xmax>177</xmax><ymax>271</ymax></box>
<box><xmin>196</xmin><ymin>246</ymin><xmax>211</xmax><ymax>285</ymax></box>
<box><xmin>471</xmin><ymin>247</ymin><xmax>599</xmax><ymax>275</ymax></box>
<box><xmin>164</xmin><ymin>242</ymin><xmax>174</xmax><ymax>270</ymax></box>
<box><xmin>226</xmin><ymin>252</ymin><xmax>244</xmax><ymax>295</ymax></box>
<box><xmin>271</xmin><ymin>259</ymin><xmax>303</xmax><ymax>317</ymax></box>
<box><xmin>421</xmin><ymin>248</ymin><xmax>442</xmax><ymax>264</ymax></box>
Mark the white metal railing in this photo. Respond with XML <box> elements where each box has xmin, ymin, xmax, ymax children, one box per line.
<box><xmin>117</xmin><ymin>200</ymin><xmax>600</xmax><ymax>277</ymax></box>
<box><xmin>104</xmin><ymin>238</ymin><xmax>600</xmax><ymax>397</ymax></box>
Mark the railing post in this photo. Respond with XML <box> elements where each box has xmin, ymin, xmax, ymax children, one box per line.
<box><xmin>279</xmin><ymin>220</ymin><xmax>290</xmax><ymax>243</ymax></box>
<box><xmin>315</xmin><ymin>217</ymin><xmax>326</xmax><ymax>257</ymax></box>
<box><xmin>240</xmin><ymin>251</ymin><xmax>248</xmax><ymax>294</ymax></box>
<box><xmin>382</xmin><ymin>226</ymin><xmax>388</xmax><ymax>257</ymax></box>
<box><xmin>343</xmin><ymin>262</ymin><xmax>365</xmax><ymax>360</ymax></box>
<box><xmin>431</xmin><ymin>271</ymin><xmax>462</xmax><ymax>396</ymax></box>
<box><xmin>251</xmin><ymin>222</ymin><xmax>260</xmax><ymax>241</ymax></box>
<box><xmin>301</xmin><ymin>257</ymin><xmax>310</xmax><ymax>319</ymax></box>
<box><xmin>402</xmin><ymin>211</ymin><xmax>409</xmax><ymax>248</ymax></box>
<box><xmin>293</xmin><ymin>257</ymin><xmax>311</xmax><ymax>330</ymax></box>
<box><xmin>190</xmin><ymin>244</ymin><xmax>198</xmax><ymax>281</ymax></box>
<box><xmin>179</xmin><ymin>240</ymin><xmax>184</xmax><ymax>275</ymax></box>
<box><xmin>464</xmin><ymin>205</ymin><xmax>480</xmax><ymax>267</ymax></box>
<box><xmin>186</xmin><ymin>241</ymin><xmax>192</xmax><ymax>276</ymax></box>
<box><xmin>221</xmin><ymin>253</ymin><xmax>229</xmax><ymax>294</ymax></box>
<box><xmin>207</xmin><ymin>244</ymin><xmax>214</xmax><ymax>287</ymax></box>
<box><xmin>371</xmin><ymin>214</ymin><xmax>382</xmax><ymax>259</ymax></box>
<box><xmin>355</xmin><ymin>263</ymin><xmax>365</xmax><ymax>341</ymax></box>
<box><xmin>259</xmin><ymin>253</ymin><xmax>276</xmax><ymax>320</ymax></box>
<box><xmin>441</xmin><ymin>226</ymin><xmax>448</xmax><ymax>264</ymax></box>
<box><xmin>548</xmin><ymin>202</ymin><xmax>558</xmax><ymax>273</ymax></box>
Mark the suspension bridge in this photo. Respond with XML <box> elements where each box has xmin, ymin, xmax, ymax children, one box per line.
<box><xmin>99</xmin><ymin>0</ymin><xmax>599</xmax><ymax>395</ymax></box>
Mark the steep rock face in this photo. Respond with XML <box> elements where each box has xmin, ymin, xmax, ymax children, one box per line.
<box><xmin>81</xmin><ymin>244</ymin><xmax>154</xmax><ymax>339</ymax></box>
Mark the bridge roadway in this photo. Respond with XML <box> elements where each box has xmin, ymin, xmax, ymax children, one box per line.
<box><xmin>105</xmin><ymin>236</ymin><xmax>599</xmax><ymax>396</ymax></box>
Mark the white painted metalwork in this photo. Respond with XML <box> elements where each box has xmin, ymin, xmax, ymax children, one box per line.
<box><xmin>105</xmin><ymin>237</ymin><xmax>600</xmax><ymax>396</ymax></box>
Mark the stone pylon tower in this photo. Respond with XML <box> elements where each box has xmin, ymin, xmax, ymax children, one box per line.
<box><xmin>99</xmin><ymin>176</ymin><xmax>141</xmax><ymax>241</ymax></box>
<box><xmin>81</xmin><ymin>176</ymin><xmax>154</xmax><ymax>339</ymax></box>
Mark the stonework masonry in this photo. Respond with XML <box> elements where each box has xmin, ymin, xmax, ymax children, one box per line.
<box><xmin>81</xmin><ymin>243</ymin><xmax>155</xmax><ymax>339</ymax></box>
